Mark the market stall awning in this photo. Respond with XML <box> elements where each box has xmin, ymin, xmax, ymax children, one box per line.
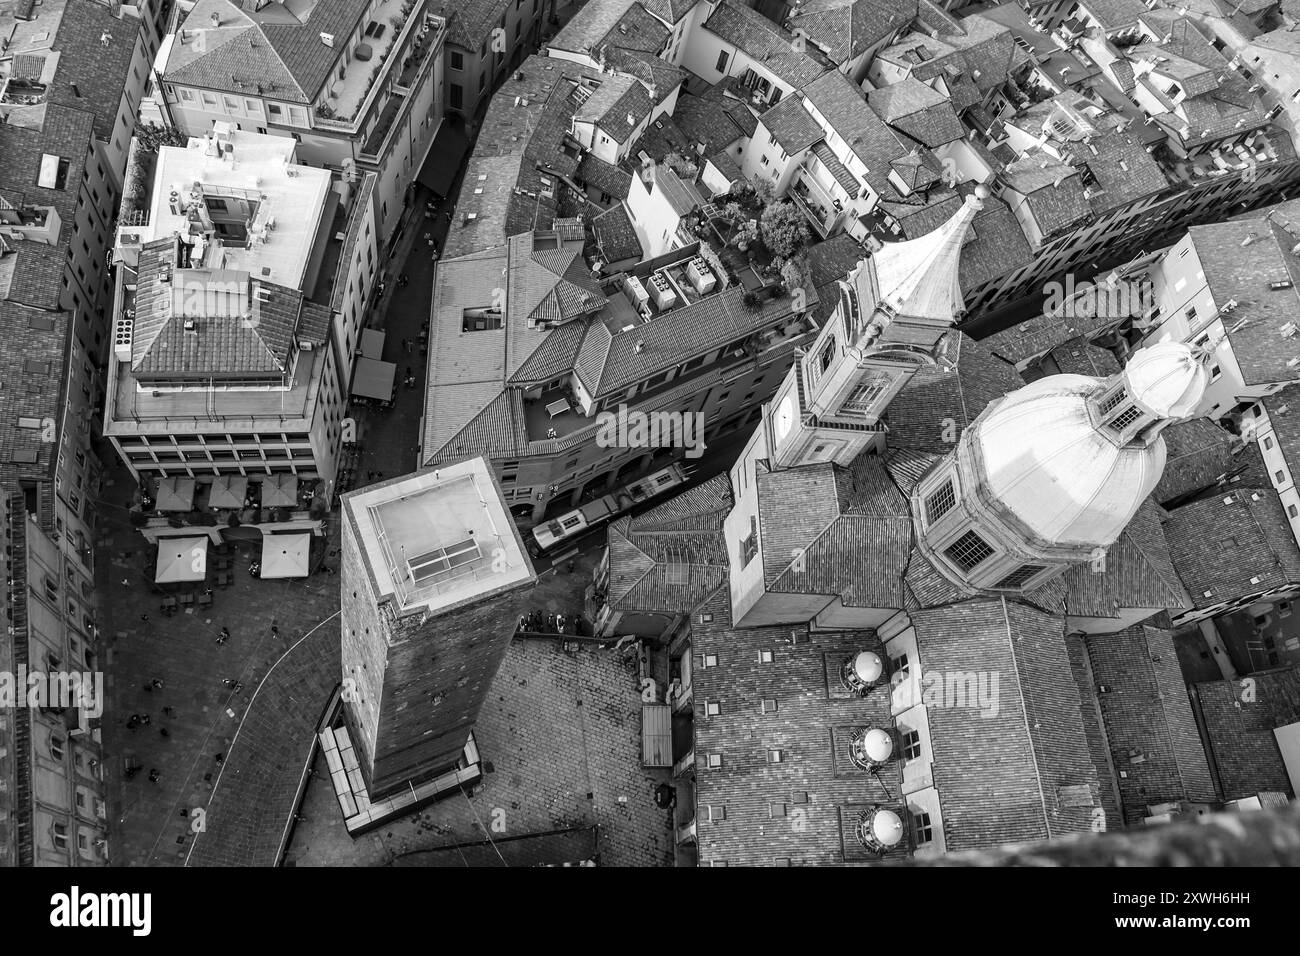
<box><xmin>155</xmin><ymin>536</ymin><xmax>208</xmax><ymax>583</ymax></box>
<box><xmin>261</xmin><ymin>533</ymin><xmax>311</xmax><ymax>579</ymax></box>
<box><xmin>261</xmin><ymin>474</ymin><xmax>299</xmax><ymax>508</ymax></box>
<box><xmin>352</xmin><ymin>356</ymin><xmax>395</xmax><ymax>401</ymax></box>
<box><xmin>155</xmin><ymin>477</ymin><xmax>196</xmax><ymax>512</ymax></box>
<box><xmin>208</xmin><ymin>475</ymin><xmax>248</xmax><ymax>510</ymax></box>
<box><xmin>360</xmin><ymin>328</ymin><xmax>386</xmax><ymax>360</ymax></box>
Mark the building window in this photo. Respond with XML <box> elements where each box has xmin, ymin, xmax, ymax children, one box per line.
<box><xmin>924</xmin><ymin>481</ymin><xmax>956</xmax><ymax>523</ymax></box>
<box><xmin>707</xmin><ymin>753</ymin><xmax>723</xmax><ymax>768</ymax></box>
<box><xmin>890</xmin><ymin>652</ymin><xmax>909</xmax><ymax>676</ymax></box>
<box><xmin>818</xmin><ymin>337</ymin><xmax>835</xmax><ymax>374</ymax></box>
<box><xmin>1107</xmin><ymin>405</ymin><xmax>1142</xmax><ymax>432</ymax></box>
<box><xmin>705</xmin><ymin>700</ymin><xmax>721</xmax><ymax>716</ymax></box>
<box><xmin>1289</xmin><ymin>504</ymin><xmax>1298</xmax><ymax>518</ymax></box>
<box><xmin>901</xmin><ymin>729</ymin><xmax>922</xmax><ymax>762</ymax></box>
<box><xmin>841</xmin><ymin>374</ymin><xmax>890</xmax><ymax>418</ymax></box>
<box><xmin>1276</xmin><ymin>470</ymin><xmax>1287</xmax><ymax>484</ymax></box>
<box><xmin>913</xmin><ymin>811</ymin><xmax>933</xmax><ymax>845</ymax></box>
<box><xmin>993</xmin><ymin>564</ymin><xmax>1047</xmax><ymax>590</ymax></box>
<box><xmin>449</xmin><ymin>50</ymin><xmax>464</xmax><ymax>71</ymax></box>
<box><xmin>944</xmin><ymin>530</ymin><xmax>995</xmax><ymax>573</ymax></box>
<box><xmin>53</xmin><ymin>823</ymin><xmax>69</xmax><ymax>850</ymax></box>
<box><xmin>715</xmin><ymin>50</ymin><xmax>729</xmax><ymax>74</ymax></box>
<box><xmin>1099</xmin><ymin>390</ymin><xmax>1126</xmax><ymax>415</ymax></box>
<box><xmin>51</xmin><ymin>736</ymin><xmax>66</xmax><ymax>760</ymax></box>
<box><xmin>740</xmin><ymin>515</ymin><xmax>758</xmax><ymax>565</ymax></box>
<box><xmin>449</xmin><ymin>84</ymin><xmax>463</xmax><ymax>110</ymax></box>
<box><xmin>758</xmin><ymin>649</ymin><xmax>774</xmax><ymax>664</ymax></box>
<box><xmin>1266</xmin><ymin>436</ymin><xmax>1275</xmax><ymax>450</ymax></box>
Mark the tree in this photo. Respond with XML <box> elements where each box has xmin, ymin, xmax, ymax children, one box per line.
<box><xmin>136</xmin><ymin>122</ymin><xmax>186</xmax><ymax>154</ymax></box>
<box><xmin>779</xmin><ymin>253</ymin><xmax>810</xmax><ymax>293</ymax></box>
<box><xmin>664</xmin><ymin>150</ymin><xmax>699</xmax><ymax>181</ymax></box>
<box><xmin>760</xmin><ymin>201</ymin><xmax>810</xmax><ymax>261</ymax></box>
<box><xmin>749</xmin><ymin>175</ymin><xmax>776</xmax><ymax>206</ymax></box>
<box><xmin>732</xmin><ymin>217</ymin><xmax>760</xmax><ymax>250</ymax></box>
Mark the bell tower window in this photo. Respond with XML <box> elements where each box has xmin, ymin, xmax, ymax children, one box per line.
<box><xmin>840</xmin><ymin>372</ymin><xmax>892</xmax><ymax>419</ymax></box>
<box><xmin>818</xmin><ymin>337</ymin><xmax>836</xmax><ymax>375</ymax></box>
<box><xmin>943</xmin><ymin>530</ymin><xmax>995</xmax><ymax>572</ymax></box>
<box><xmin>1107</xmin><ymin>405</ymin><xmax>1142</xmax><ymax>432</ymax></box>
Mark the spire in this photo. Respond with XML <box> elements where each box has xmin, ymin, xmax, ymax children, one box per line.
<box><xmin>872</xmin><ymin>184</ymin><xmax>987</xmax><ymax>322</ymax></box>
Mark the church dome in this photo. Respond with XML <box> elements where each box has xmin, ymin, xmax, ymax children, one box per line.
<box><xmin>1122</xmin><ymin>340</ymin><xmax>1208</xmax><ymax>419</ymax></box>
<box><xmin>972</xmin><ymin>374</ymin><xmax>1167</xmax><ymax>547</ymax></box>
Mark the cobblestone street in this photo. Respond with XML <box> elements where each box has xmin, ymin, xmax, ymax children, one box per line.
<box><xmin>285</xmin><ymin>638</ymin><xmax>675</xmax><ymax>867</ymax></box>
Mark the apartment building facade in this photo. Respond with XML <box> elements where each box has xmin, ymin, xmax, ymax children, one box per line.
<box><xmin>145</xmin><ymin>0</ymin><xmax>446</xmax><ymax>246</ymax></box>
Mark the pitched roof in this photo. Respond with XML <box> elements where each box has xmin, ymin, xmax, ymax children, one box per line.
<box><xmin>576</xmin><ymin>153</ymin><xmax>634</xmax><ymax>200</ymax></box>
<box><xmin>912</xmin><ymin>599</ymin><xmax>1103</xmax><ymax>850</ymax></box>
<box><xmin>758</xmin><ymin>454</ymin><xmax>913</xmax><ymax>610</ymax></box>
<box><xmin>702</xmin><ymin>0</ymin><xmax>833</xmax><ymax>89</ymax></box>
<box><xmin>1189</xmin><ymin>219</ymin><xmax>1300</xmax><ymax>387</ymax></box>
<box><xmin>787</xmin><ymin>0</ymin><xmax>923</xmax><ymax>65</ymax></box>
<box><xmin>758</xmin><ymin>96</ymin><xmax>824</xmax><ymax>154</ymax></box>
<box><xmin>575</xmin><ymin>73</ymin><xmax>653</xmax><ymax>145</ymax></box>
<box><xmin>1061</xmin><ymin>500</ymin><xmax>1190</xmax><ymax>618</ymax></box>
<box><xmin>868</xmin><ymin>76</ymin><xmax>965</xmax><ymax>147</ymax></box>
<box><xmin>1152</xmin><ymin>418</ymin><xmax>1252</xmax><ymax>507</ymax></box>
<box><xmin>1076</xmin><ymin>625</ymin><xmax>1217</xmax><ymax>823</ymax></box>
<box><xmin>1195</xmin><ymin>666</ymin><xmax>1300</xmax><ymax>800</ymax></box>
<box><xmin>802</xmin><ymin>71</ymin><xmax>911</xmax><ymax>199</ymax></box>
<box><xmin>167</xmin><ymin>0</ymin><xmax>371</xmax><ymax>103</ymax></box>
<box><xmin>592</xmin><ymin>202</ymin><xmax>644</xmax><ymax>263</ymax></box>
<box><xmin>1000</xmin><ymin>152</ymin><xmax>1093</xmax><ymax>238</ymax></box>
<box><xmin>884</xmin><ymin>332</ymin><xmax>1022</xmax><ymax>454</ymax></box>
<box><xmin>1163</xmin><ymin>487</ymin><xmax>1300</xmax><ymax>608</ymax></box>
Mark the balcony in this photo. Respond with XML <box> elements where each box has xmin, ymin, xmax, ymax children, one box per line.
<box><xmin>789</xmin><ymin>172</ymin><xmax>842</xmax><ymax>237</ymax></box>
<box><xmin>523</xmin><ymin>386</ymin><xmax>592</xmax><ymax>443</ymax></box>
<box><xmin>315</xmin><ymin>4</ymin><xmax>445</xmax><ymax>130</ymax></box>
<box><xmin>673</xmin><ymin>747</ymin><xmax>695</xmax><ymax>777</ymax></box>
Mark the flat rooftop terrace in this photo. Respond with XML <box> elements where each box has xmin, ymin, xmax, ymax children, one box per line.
<box><xmin>345</xmin><ymin>460</ymin><xmax>535</xmax><ymax>612</ymax></box>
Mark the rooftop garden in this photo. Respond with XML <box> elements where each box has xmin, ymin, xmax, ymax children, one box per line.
<box><xmin>683</xmin><ymin>176</ymin><xmax>814</xmax><ymax>308</ymax></box>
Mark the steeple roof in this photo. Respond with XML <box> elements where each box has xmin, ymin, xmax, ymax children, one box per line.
<box><xmin>872</xmin><ymin>185</ymin><xmax>986</xmax><ymax>321</ymax></box>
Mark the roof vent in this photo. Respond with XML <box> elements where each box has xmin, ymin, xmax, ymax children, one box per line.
<box><xmin>848</xmin><ymin>727</ymin><xmax>895</xmax><ymax>773</ymax></box>
<box><xmin>841</xmin><ymin>650</ymin><xmax>883</xmax><ymax>696</ymax></box>
<box><xmin>320</xmin><ymin>32</ymin><xmax>335</xmax><ymax>47</ymax></box>
<box><xmin>634</xmin><ymin>339</ymin><xmax>645</xmax><ymax>353</ymax></box>
<box><xmin>855</xmin><ymin>807</ymin><xmax>905</xmax><ymax>855</ymax></box>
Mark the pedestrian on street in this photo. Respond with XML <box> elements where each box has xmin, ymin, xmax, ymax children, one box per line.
<box><xmin>162</xmin><ymin>706</ymin><xmax>175</xmax><ymax>717</ymax></box>
<box><xmin>127</xmin><ymin>715</ymin><xmax>141</xmax><ymax>730</ymax></box>
<box><xmin>141</xmin><ymin>714</ymin><xmax>151</xmax><ymax>726</ymax></box>
<box><xmin>140</xmin><ymin>614</ymin><xmax>150</xmax><ymax>623</ymax></box>
<box><xmin>121</xmin><ymin>578</ymin><xmax>130</xmax><ymax>588</ymax></box>
<box><xmin>148</xmin><ymin>769</ymin><xmax>160</xmax><ymax>783</ymax></box>
<box><xmin>151</xmin><ymin>678</ymin><xmax>164</xmax><ymax>690</ymax></box>
<box><xmin>160</xmin><ymin>728</ymin><xmax>170</xmax><ymax>738</ymax></box>
<box><xmin>215</xmin><ymin>753</ymin><xmax>224</xmax><ymax>764</ymax></box>
<box><xmin>271</xmin><ymin>625</ymin><xmax>279</xmax><ymax>637</ymax></box>
<box><xmin>218</xmin><ymin>626</ymin><xmax>230</xmax><ymax>644</ymax></box>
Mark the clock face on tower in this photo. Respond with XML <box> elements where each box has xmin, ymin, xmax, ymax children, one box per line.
<box><xmin>774</xmin><ymin>394</ymin><xmax>795</xmax><ymax>440</ymax></box>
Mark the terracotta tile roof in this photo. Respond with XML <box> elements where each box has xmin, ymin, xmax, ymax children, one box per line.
<box><xmin>884</xmin><ymin>332</ymin><xmax>1022</xmax><ymax>453</ymax></box>
<box><xmin>802</xmin><ymin>71</ymin><xmax>910</xmax><ymax>199</ymax></box>
<box><xmin>1153</xmin><ymin>418</ymin><xmax>1255</xmax><ymax>507</ymax></box>
<box><xmin>759</xmin><ymin>96</ymin><xmax>824</xmax><ymax>155</ymax></box>
<box><xmin>674</xmin><ymin>92</ymin><xmax>756</xmax><ymax>156</ymax></box>
<box><xmin>1195</xmin><ymin>665</ymin><xmax>1300</xmax><ymax>800</ymax></box>
<box><xmin>1189</xmin><ymin>219</ymin><xmax>1300</xmax><ymax>387</ymax></box>
<box><xmin>758</xmin><ymin>454</ymin><xmax>912</xmax><ymax>610</ymax></box>
<box><xmin>868</xmin><ymin>76</ymin><xmax>965</xmax><ymax>147</ymax></box>
<box><xmin>167</xmin><ymin>0</ymin><xmax>372</xmax><ymax>102</ymax></box>
<box><xmin>688</xmin><ymin>621</ymin><xmax>902</xmax><ymax>866</ymax></box>
<box><xmin>47</xmin><ymin>0</ymin><xmax>142</xmax><ymax>141</ymax></box>
<box><xmin>1061</xmin><ymin>500</ymin><xmax>1191</xmax><ymax>618</ymax></box>
<box><xmin>1077</xmin><ymin>625</ymin><xmax>1218</xmax><ymax>823</ymax></box>
<box><xmin>0</xmin><ymin>301</ymin><xmax>66</xmax><ymax>479</ymax></box>
<box><xmin>1163</xmin><ymin>487</ymin><xmax>1300</xmax><ymax>609</ymax></box>
<box><xmin>702</xmin><ymin>0</ymin><xmax>833</xmax><ymax>90</ymax></box>
<box><xmin>786</xmin><ymin>0</ymin><xmax>922</xmax><ymax>65</ymax></box>
<box><xmin>1000</xmin><ymin>152</ymin><xmax>1092</xmax><ymax>239</ymax></box>
<box><xmin>912</xmin><ymin>599</ymin><xmax>1103</xmax><ymax>850</ymax></box>
<box><xmin>592</xmin><ymin>202</ymin><xmax>644</xmax><ymax>263</ymax></box>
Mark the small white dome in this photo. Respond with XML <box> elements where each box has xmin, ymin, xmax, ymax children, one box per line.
<box><xmin>869</xmin><ymin>809</ymin><xmax>905</xmax><ymax>847</ymax></box>
<box><xmin>860</xmin><ymin>728</ymin><xmax>894</xmax><ymax>762</ymax></box>
<box><xmin>974</xmin><ymin>375</ymin><xmax>1167</xmax><ymax>546</ymax></box>
<box><xmin>852</xmin><ymin>651</ymin><xmax>883</xmax><ymax>683</ymax></box>
<box><xmin>1123</xmin><ymin>340</ymin><xmax>1208</xmax><ymax>419</ymax></box>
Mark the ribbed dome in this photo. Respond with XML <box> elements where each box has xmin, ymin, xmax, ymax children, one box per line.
<box><xmin>973</xmin><ymin>375</ymin><xmax>1167</xmax><ymax>546</ymax></box>
<box><xmin>1123</xmin><ymin>340</ymin><xmax>1209</xmax><ymax>419</ymax></box>
<box><xmin>872</xmin><ymin>187</ymin><xmax>986</xmax><ymax>321</ymax></box>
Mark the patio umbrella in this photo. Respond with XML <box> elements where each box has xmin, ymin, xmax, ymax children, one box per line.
<box><xmin>261</xmin><ymin>475</ymin><xmax>299</xmax><ymax>508</ymax></box>
<box><xmin>208</xmin><ymin>475</ymin><xmax>248</xmax><ymax>510</ymax></box>
<box><xmin>155</xmin><ymin>477</ymin><xmax>196</xmax><ymax>512</ymax></box>
<box><xmin>155</xmin><ymin>536</ymin><xmax>208</xmax><ymax>583</ymax></box>
<box><xmin>260</xmin><ymin>533</ymin><xmax>311</xmax><ymax>579</ymax></box>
